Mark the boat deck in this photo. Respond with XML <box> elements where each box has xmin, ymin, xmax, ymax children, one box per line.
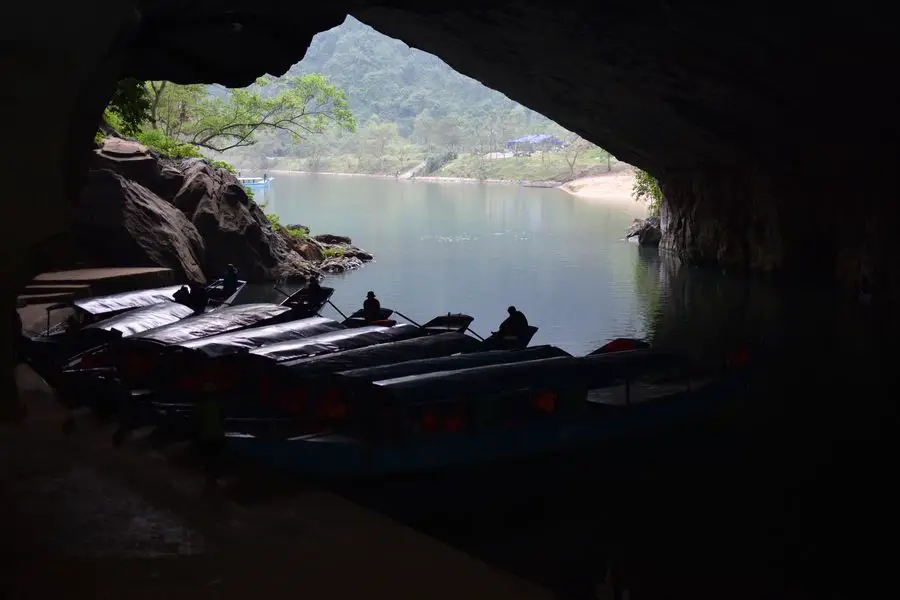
<box><xmin>1</xmin><ymin>365</ymin><xmax>554</xmax><ymax>600</ymax></box>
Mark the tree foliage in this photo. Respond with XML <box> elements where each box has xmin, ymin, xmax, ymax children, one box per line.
<box><xmin>632</xmin><ymin>169</ymin><xmax>664</xmax><ymax>217</ymax></box>
<box><xmin>146</xmin><ymin>75</ymin><xmax>356</xmax><ymax>152</ymax></box>
<box><xmin>107</xmin><ymin>78</ymin><xmax>151</xmax><ymax>136</ymax></box>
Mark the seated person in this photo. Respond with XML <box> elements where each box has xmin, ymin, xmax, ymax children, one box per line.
<box><xmin>290</xmin><ymin>277</ymin><xmax>324</xmax><ymax>309</ymax></box>
<box><xmin>173</xmin><ymin>285</ymin><xmax>192</xmax><ymax>308</ymax></box>
<box><xmin>363</xmin><ymin>291</ymin><xmax>381</xmax><ymax>322</ymax></box>
<box><xmin>221</xmin><ymin>264</ymin><xmax>239</xmax><ymax>298</ymax></box>
<box><xmin>496</xmin><ymin>305</ymin><xmax>529</xmax><ymax>338</ymax></box>
<box><xmin>188</xmin><ymin>283</ymin><xmax>209</xmax><ymax>313</ymax></box>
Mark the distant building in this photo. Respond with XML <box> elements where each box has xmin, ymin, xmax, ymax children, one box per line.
<box><xmin>504</xmin><ymin>134</ymin><xmax>563</xmax><ymax>154</ymax></box>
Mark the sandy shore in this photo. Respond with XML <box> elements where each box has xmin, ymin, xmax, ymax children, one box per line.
<box><xmin>559</xmin><ymin>167</ymin><xmax>643</xmax><ymax>209</ymax></box>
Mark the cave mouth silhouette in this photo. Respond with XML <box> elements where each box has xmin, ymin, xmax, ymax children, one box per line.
<box><xmin>3</xmin><ymin>3</ymin><xmax>899</xmax><ymax>598</ymax></box>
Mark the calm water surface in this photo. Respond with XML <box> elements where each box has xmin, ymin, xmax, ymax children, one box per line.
<box><xmin>255</xmin><ymin>173</ymin><xmax>655</xmax><ymax>355</ymax></box>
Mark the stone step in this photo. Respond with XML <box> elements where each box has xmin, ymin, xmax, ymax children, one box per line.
<box><xmin>23</xmin><ymin>283</ymin><xmax>93</xmax><ymax>297</ymax></box>
<box><xmin>17</xmin><ymin>292</ymin><xmax>76</xmax><ymax>306</ymax></box>
<box><xmin>31</xmin><ymin>267</ymin><xmax>174</xmax><ymax>296</ymax></box>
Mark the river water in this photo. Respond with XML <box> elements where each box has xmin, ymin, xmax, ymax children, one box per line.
<box><xmin>255</xmin><ymin>172</ymin><xmax>658</xmax><ymax>356</ymax></box>
<box><xmin>245</xmin><ymin>172</ymin><xmax>891</xmax><ymax>599</ymax></box>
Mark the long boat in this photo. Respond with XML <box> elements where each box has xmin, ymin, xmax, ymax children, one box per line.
<box><xmin>225</xmin><ymin>350</ymin><xmax>741</xmax><ymax>476</ymax></box>
<box><xmin>54</xmin><ymin>302</ymin><xmax>326</xmax><ymax>414</ymax></box>
<box><xmin>26</xmin><ymin>300</ymin><xmax>196</xmax><ymax>386</ymax></box>
<box><xmin>23</xmin><ymin>279</ymin><xmax>248</xmax><ymax>371</ymax></box>
<box><xmin>132</xmin><ymin>329</ymin><xmax>482</xmax><ymax>437</ymax></box>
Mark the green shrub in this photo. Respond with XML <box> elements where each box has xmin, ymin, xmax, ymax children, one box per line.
<box><xmin>632</xmin><ymin>169</ymin><xmax>663</xmax><ymax>217</ymax></box>
<box><xmin>209</xmin><ymin>159</ymin><xmax>237</xmax><ymax>175</ymax></box>
<box><xmin>134</xmin><ymin>129</ymin><xmax>203</xmax><ymax>159</ymax></box>
<box><xmin>321</xmin><ymin>246</ymin><xmax>345</xmax><ymax>258</ymax></box>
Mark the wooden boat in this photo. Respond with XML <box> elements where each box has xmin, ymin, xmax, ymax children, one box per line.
<box><xmin>25</xmin><ymin>300</ymin><xmax>196</xmax><ymax>385</ymax></box>
<box><xmin>24</xmin><ymin>279</ymin><xmax>248</xmax><ymax>370</ymax></box>
<box><xmin>224</xmin><ymin>350</ymin><xmax>738</xmax><ymax>476</ymax></box>
<box><xmin>54</xmin><ymin>302</ymin><xmax>304</xmax><ymax>413</ymax></box>
<box><xmin>40</xmin><ymin>279</ymin><xmax>247</xmax><ymax>335</ymax></box>
<box><xmin>141</xmin><ymin>330</ymin><xmax>487</xmax><ymax>438</ymax></box>
<box><xmin>238</xmin><ymin>176</ymin><xmax>274</xmax><ymax>187</ymax></box>
<box><xmin>479</xmin><ymin>325</ymin><xmax>540</xmax><ymax>351</ymax></box>
<box><xmin>328</xmin><ymin>345</ymin><xmax>572</xmax><ymax>397</ymax></box>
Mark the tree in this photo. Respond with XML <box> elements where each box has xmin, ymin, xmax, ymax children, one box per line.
<box><xmin>632</xmin><ymin>169</ymin><xmax>664</xmax><ymax>217</ymax></box>
<box><xmin>106</xmin><ymin>78</ymin><xmax>151</xmax><ymax>136</ymax></box>
<box><xmin>361</xmin><ymin>118</ymin><xmax>399</xmax><ymax>171</ymax></box>
<box><xmin>147</xmin><ymin>74</ymin><xmax>356</xmax><ymax>152</ymax></box>
<box><xmin>563</xmin><ymin>134</ymin><xmax>593</xmax><ymax>177</ymax></box>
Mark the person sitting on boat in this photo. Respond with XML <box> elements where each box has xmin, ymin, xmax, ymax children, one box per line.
<box><xmin>363</xmin><ymin>291</ymin><xmax>381</xmax><ymax>322</ymax></box>
<box><xmin>188</xmin><ymin>282</ymin><xmax>209</xmax><ymax>313</ymax></box>
<box><xmin>496</xmin><ymin>306</ymin><xmax>529</xmax><ymax>339</ymax></box>
<box><xmin>222</xmin><ymin>264</ymin><xmax>239</xmax><ymax>298</ymax></box>
<box><xmin>173</xmin><ymin>285</ymin><xmax>192</xmax><ymax>308</ymax></box>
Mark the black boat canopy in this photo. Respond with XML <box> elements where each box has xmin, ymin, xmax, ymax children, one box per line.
<box><xmin>126</xmin><ymin>303</ymin><xmax>293</xmax><ymax>347</ymax></box>
<box><xmin>334</xmin><ymin>344</ymin><xmax>572</xmax><ymax>386</ymax></box>
<box><xmin>72</xmin><ymin>285</ymin><xmax>184</xmax><ymax>316</ymax></box>
<box><xmin>370</xmin><ymin>350</ymin><xmax>678</xmax><ymax>405</ymax></box>
<box><xmin>85</xmin><ymin>300</ymin><xmax>195</xmax><ymax>338</ymax></box>
<box><xmin>179</xmin><ymin>316</ymin><xmax>344</xmax><ymax>358</ymax></box>
<box><xmin>274</xmin><ymin>332</ymin><xmax>484</xmax><ymax>379</ymax></box>
<box><xmin>249</xmin><ymin>323</ymin><xmax>425</xmax><ymax>363</ymax></box>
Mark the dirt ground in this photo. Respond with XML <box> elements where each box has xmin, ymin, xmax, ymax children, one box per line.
<box><xmin>1</xmin><ymin>365</ymin><xmax>552</xmax><ymax>600</ymax></box>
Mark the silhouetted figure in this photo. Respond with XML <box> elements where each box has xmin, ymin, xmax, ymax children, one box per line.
<box><xmin>497</xmin><ymin>305</ymin><xmax>529</xmax><ymax>338</ymax></box>
<box><xmin>188</xmin><ymin>283</ymin><xmax>209</xmax><ymax>313</ymax></box>
<box><xmin>307</xmin><ymin>277</ymin><xmax>322</xmax><ymax>293</ymax></box>
<box><xmin>263</xmin><ymin>172</ymin><xmax>269</xmax><ymax>182</ymax></box>
<box><xmin>173</xmin><ymin>285</ymin><xmax>192</xmax><ymax>308</ymax></box>
<box><xmin>222</xmin><ymin>264</ymin><xmax>239</xmax><ymax>298</ymax></box>
<box><xmin>363</xmin><ymin>291</ymin><xmax>381</xmax><ymax>322</ymax></box>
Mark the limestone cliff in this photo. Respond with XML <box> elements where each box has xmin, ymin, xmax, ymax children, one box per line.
<box><xmin>72</xmin><ymin>138</ymin><xmax>372</xmax><ymax>283</ymax></box>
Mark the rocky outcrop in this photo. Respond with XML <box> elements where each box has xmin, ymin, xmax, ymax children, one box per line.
<box><xmin>74</xmin><ymin>169</ymin><xmax>207</xmax><ymax>283</ymax></box>
<box><xmin>78</xmin><ymin>138</ymin><xmax>372</xmax><ymax>282</ymax></box>
<box><xmin>625</xmin><ymin>217</ymin><xmax>661</xmax><ymax>247</ymax></box>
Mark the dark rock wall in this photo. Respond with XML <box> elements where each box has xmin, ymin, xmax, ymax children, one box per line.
<box><xmin>101</xmin><ymin>1</ymin><xmax>899</xmax><ymax>294</ymax></box>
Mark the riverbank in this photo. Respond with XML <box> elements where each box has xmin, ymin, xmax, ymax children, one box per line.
<box><xmin>559</xmin><ymin>167</ymin><xmax>643</xmax><ymax>210</ymax></box>
<box><xmin>269</xmin><ymin>164</ymin><xmax>642</xmax><ymax>209</ymax></box>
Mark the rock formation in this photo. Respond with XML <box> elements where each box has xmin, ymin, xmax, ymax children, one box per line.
<box><xmin>75</xmin><ymin>138</ymin><xmax>372</xmax><ymax>282</ymax></box>
<box><xmin>86</xmin><ymin>1</ymin><xmax>891</xmax><ymax>301</ymax></box>
<box><xmin>625</xmin><ymin>217</ymin><xmax>661</xmax><ymax>247</ymax></box>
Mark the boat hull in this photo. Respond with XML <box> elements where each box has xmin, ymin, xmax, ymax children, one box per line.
<box><xmin>226</xmin><ymin>376</ymin><xmax>745</xmax><ymax>477</ymax></box>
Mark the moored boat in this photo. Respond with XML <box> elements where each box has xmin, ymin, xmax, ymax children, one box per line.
<box><xmin>225</xmin><ymin>349</ymin><xmax>739</xmax><ymax>476</ymax></box>
<box><xmin>144</xmin><ymin>330</ymin><xmax>487</xmax><ymax>439</ymax></box>
<box><xmin>25</xmin><ymin>279</ymin><xmax>248</xmax><ymax>369</ymax></box>
<box><xmin>26</xmin><ymin>300</ymin><xmax>196</xmax><ymax>384</ymax></box>
<box><xmin>55</xmin><ymin>302</ymin><xmax>304</xmax><ymax>413</ymax></box>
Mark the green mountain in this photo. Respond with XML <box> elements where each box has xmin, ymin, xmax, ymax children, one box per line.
<box><xmin>222</xmin><ymin>16</ymin><xmax>615</xmax><ymax>180</ymax></box>
<box><xmin>286</xmin><ymin>16</ymin><xmax>555</xmax><ymax>138</ymax></box>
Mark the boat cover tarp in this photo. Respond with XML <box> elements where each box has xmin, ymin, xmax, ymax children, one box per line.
<box><xmin>420</xmin><ymin>314</ymin><xmax>475</xmax><ymax>334</ymax></box>
<box><xmin>126</xmin><ymin>303</ymin><xmax>292</xmax><ymax>347</ymax></box>
<box><xmin>371</xmin><ymin>350</ymin><xmax>678</xmax><ymax>405</ymax></box>
<box><xmin>334</xmin><ymin>344</ymin><xmax>572</xmax><ymax>386</ymax></box>
<box><xmin>275</xmin><ymin>332</ymin><xmax>483</xmax><ymax>379</ymax></box>
<box><xmin>85</xmin><ymin>301</ymin><xmax>195</xmax><ymax>337</ymax></box>
<box><xmin>250</xmin><ymin>323</ymin><xmax>424</xmax><ymax>363</ymax></box>
<box><xmin>72</xmin><ymin>285</ymin><xmax>184</xmax><ymax>316</ymax></box>
<box><xmin>180</xmin><ymin>316</ymin><xmax>344</xmax><ymax>358</ymax></box>
<box><xmin>343</xmin><ymin>307</ymin><xmax>394</xmax><ymax>321</ymax></box>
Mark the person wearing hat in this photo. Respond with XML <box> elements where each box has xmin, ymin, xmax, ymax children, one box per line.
<box><xmin>496</xmin><ymin>305</ymin><xmax>529</xmax><ymax>338</ymax></box>
<box><xmin>363</xmin><ymin>290</ymin><xmax>381</xmax><ymax>322</ymax></box>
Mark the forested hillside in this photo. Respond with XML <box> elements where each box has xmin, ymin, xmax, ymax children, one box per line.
<box><xmin>223</xmin><ymin>16</ymin><xmax>614</xmax><ymax>180</ymax></box>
